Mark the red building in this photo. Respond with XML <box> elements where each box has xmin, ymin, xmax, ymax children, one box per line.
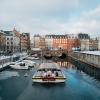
<box><xmin>52</xmin><ymin>35</ymin><xmax>79</xmax><ymax>52</ymax></box>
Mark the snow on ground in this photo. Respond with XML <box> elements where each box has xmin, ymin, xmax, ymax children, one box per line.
<box><xmin>74</xmin><ymin>51</ymin><xmax>100</xmax><ymax>56</ymax></box>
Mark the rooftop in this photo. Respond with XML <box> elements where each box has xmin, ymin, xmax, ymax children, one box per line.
<box><xmin>79</xmin><ymin>51</ymin><xmax>100</xmax><ymax>56</ymax></box>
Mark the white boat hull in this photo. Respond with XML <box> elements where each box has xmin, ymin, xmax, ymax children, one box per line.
<box><xmin>10</xmin><ymin>65</ymin><xmax>28</xmax><ymax>70</ymax></box>
<box><xmin>32</xmin><ymin>79</ymin><xmax>65</xmax><ymax>83</ymax></box>
<box><xmin>32</xmin><ymin>77</ymin><xmax>66</xmax><ymax>83</ymax></box>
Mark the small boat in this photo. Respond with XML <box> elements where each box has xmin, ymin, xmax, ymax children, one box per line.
<box><xmin>32</xmin><ymin>62</ymin><xmax>66</xmax><ymax>83</ymax></box>
<box><xmin>10</xmin><ymin>62</ymin><xmax>29</xmax><ymax>70</ymax></box>
<box><xmin>23</xmin><ymin>60</ymin><xmax>36</xmax><ymax>67</ymax></box>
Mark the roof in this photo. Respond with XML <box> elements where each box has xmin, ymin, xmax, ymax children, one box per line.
<box><xmin>38</xmin><ymin>62</ymin><xmax>60</xmax><ymax>70</ymax></box>
<box><xmin>4</xmin><ymin>31</ymin><xmax>13</xmax><ymax>36</ymax></box>
<box><xmin>78</xmin><ymin>51</ymin><xmax>100</xmax><ymax>56</ymax></box>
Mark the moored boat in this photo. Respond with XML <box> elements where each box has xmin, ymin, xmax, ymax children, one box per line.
<box><xmin>10</xmin><ymin>62</ymin><xmax>29</xmax><ymax>70</ymax></box>
<box><xmin>32</xmin><ymin>62</ymin><xmax>66</xmax><ymax>83</ymax></box>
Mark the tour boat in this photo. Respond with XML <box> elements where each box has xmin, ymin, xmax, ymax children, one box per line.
<box><xmin>32</xmin><ymin>62</ymin><xmax>66</xmax><ymax>83</ymax></box>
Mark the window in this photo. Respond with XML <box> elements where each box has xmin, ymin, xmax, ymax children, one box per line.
<box><xmin>7</xmin><ymin>42</ymin><xmax>9</xmax><ymax>44</ymax></box>
<box><xmin>7</xmin><ymin>46</ymin><xmax>9</xmax><ymax>49</ymax></box>
<box><xmin>11</xmin><ymin>42</ymin><xmax>13</xmax><ymax>45</ymax></box>
<box><xmin>7</xmin><ymin>38</ymin><xmax>9</xmax><ymax>40</ymax></box>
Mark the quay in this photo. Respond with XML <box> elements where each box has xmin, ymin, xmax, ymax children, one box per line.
<box><xmin>69</xmin><ymin>51</ymin><xmax>100</xmax><ymax>80</ymax></box>
<box><xmin>0</xmin><ymin>52</ymin><xmax>27</xmax><ymax>71</ymax></box>
<box><xmin>71</xmin><ymin>51</ymin><xmax>100</xmax><ymax>68</ymax></box>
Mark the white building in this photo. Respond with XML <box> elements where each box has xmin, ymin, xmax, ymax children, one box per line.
<box><xmin>4</xmin><ymin>30</ymin><xmax>20</xmax><ymax>53</ymax></box>
<box><xmin>33</xmin><ymin>34</ymin><xmax>40</xmax><ymax>48</ymax></box>
<box><xmin>80</xmin><ymin>39</ymin><xmax>89</xmax><ymax>51</ymax></box>
<box><xmin>78</xmin><ymin>33</ymin><xmax>90</xmax><ymax>51</ymax></box>
<box><xmin>98</xmin><ymin>37</ymin><xmax>100</xmax><ymax>50</ymax></box>
<box><xmin>45</xmin><ymin>35</ymin><xmax>53</xmax><ymax>49</ymax></box>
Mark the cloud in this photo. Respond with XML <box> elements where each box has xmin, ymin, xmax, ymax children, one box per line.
<box><xmin>0</xmin><ymin>0</ymin><xmax>100</xmax><ymax>37</ymax></box>
<box><xmin>0</xmin><ymin>0</ymin><xmax>80</xmax><ymax>31</ymax></box>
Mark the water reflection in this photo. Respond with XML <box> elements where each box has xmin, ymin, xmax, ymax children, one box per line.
<box><xmin>70</xmin><ymin>58</ymin><xmax>100</xmax><ymax>81</ymax></box>
<box><xmin>54</xmin><ymin>59</ymin><xmax>100</xmax><ymax>81</ymax></box>
<box><xmin>32</xmin><ymin>82</ymin><xmax>66</xmax><ymax>88</ymax></box>
<box><xmin>0</xmin><ymin>97</ymin><xmax>2</xmax><ymax>100</ymax></box>
<box><xmin>55</xmin><ymin>61</ymin><xmax>74</xmax><ymax>68</ymax></box>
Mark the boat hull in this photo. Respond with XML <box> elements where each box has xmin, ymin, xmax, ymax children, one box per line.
<box><xmin>32</xmin><ymin>77</ymin><xmax>66</xmax><ymax>83</ymax></box>
<box><xmin>10</xmin><ymin>65</ymin><xmax>29</xmax><ymax>70</ymax></box>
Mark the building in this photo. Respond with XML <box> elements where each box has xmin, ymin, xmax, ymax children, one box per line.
<box><xmin>39</xmin><ymin>37</ymin><xmax>46</xmax><ymax>49</ymax></box>
<box><xmin>98</xmin><ymin>37</ymin><xmax>100</xmax><ymax>50</ymax></box>
<box><xmin>78</xmin><ymin>33</ymin><xmax>90</xmax><ymax>51</ymax></box>
<box><xmin>45</xmin><ymin>34</ymin><xmax>79</xmax><ymax>52</ymax></box>
<box><xmin>32</xmin><ymin>34</ymin><xmax>46</xmax><ymax>49</ymax></box>
<box><xmin>20</xmin><ymin>33</ymin><xmax>30</xmax><ymax>52</ymax></box>
<box><xmin>0</xmin><ymin>31</ymin><xmax>6</xmax><ymax>53</ymax></box>
<box><xmin>33</xmin><ymin>34</ymin><xmax>41</xmax><ymax>48</ymax></box>
<box><xmin>53</xmin><ymin>35</ymin><xmax>68</xmax><ymax>50</ymax></box>
<box><xmin>45</xmin><ymin>35</ymin><xmax>53</xmax><ymax>49</ymax></box>
<box><xmin>0</xmin><ymin>28</ymin><xmax>31</xmax><ymax>53</ymax></box>
<box><xmin>4</xmin><ymin>28</ymin><xmax>20</xmax><ymax>53</ymax></box>
<box><xmin>89</xmin><ymin>38</ymin><xmax>98</xmax><ymax>51</ymax></box>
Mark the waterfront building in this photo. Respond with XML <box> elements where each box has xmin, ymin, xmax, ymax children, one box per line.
<box><xmin>33</xmin><ymin>34</ymin><xmax>46</xmax><ymax>49</ymax></box>
<box><xmin>45</xmin><ymin>34</ymin><xmax>78</xmax><ymax>52</ymax></box>
<box><xmin>0</xmin><ymin>30</ymin><xmax>6</xmax><ymax>53</ymax></box>
<box><xmin>4</xmin><ymin>29</ymin><xmax>20</xmax><ymax>53</ymax></box>
<box><xmin>20</xmin><ymin>33</ymin><xmax>30</xmax><ymax>52</ymax></box>
<box><xmin>53</xmin><ymin>35</ymin><xmax>68</xmax><ymax>50</ymax></box>
<box><xmin>98</xmin><ymin>37</ymin><xmax>100</xmax><ymax>50</ymax></box>
<box><xmin>39</xmin><ymin>37</ymin><xmax>46</xmax><ymax>49</ymax></box>
<box><xmin>45</xmin><ymin>35</ymin><xmax>53</xmax><ymax>49</ymax></box>
<box><xmin>78</xmin><ymin>33</ymin><xmax>90</xmax><ymax>51</ymax></box>
<box><xmin>33</xmin><ymin>34</ymin><xmax>41</xmax><ymax>48</ymax></box>
<box><xmin>89</xmin><ymin>38</ymin><xmax>98</xmax><ymax>51</ymax></box>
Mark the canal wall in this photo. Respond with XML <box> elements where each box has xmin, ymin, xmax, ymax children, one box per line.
<box><xmin>69</xmin><ymin>51</ymin><xmax>100</xmax><ymax>80</ymax></box>
<box><xmin>71</xmin><ymin>51</ymin><xmax>100</xmax><ymax>68</ymax></box>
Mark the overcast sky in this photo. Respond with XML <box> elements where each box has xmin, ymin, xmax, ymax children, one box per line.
<box><xmin>0</xmin><ymin>0</ymin><xmax>100</xmax><ymax>37</ymax></box>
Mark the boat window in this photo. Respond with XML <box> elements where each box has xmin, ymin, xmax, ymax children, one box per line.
<box><xmin>20</xmin><ymin>63</ymin><xmax>25</xmax><ymax>66</ymax></box>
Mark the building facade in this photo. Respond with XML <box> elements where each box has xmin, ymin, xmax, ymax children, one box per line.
<box><xmin>4</xmin><ymin>28</ymin><xmax>20</xmax><ymax>53</ymax></box>
<box><xmin>20</xmin><ymin>33</ymin><xmax>30</xmax><ymax>52</ymax></box>
<box><xmin>33</xmin><ymin>34</ymin><xmax>41</xmax><ymax>48</ymax></box>
<box><xmin>98</xmin><ymin>37</ymin><xmax>100</xmax><ymax>50</ymax></box>
<box><xmin>45</xmin><ymin>35</ymin><xmax>53</xmax><ymax>49</ymax></box>
<box><xmin>39</xmin><ymin>37</ymin><xmax>46</xmax><ymax>49</ymax></box>
<box><xmin>89</xmin><ymin>38</ymin><xmax>98</xmax><ymax>51</ymax></box>
<box><xmin>45</xmin><ymin>34</ymin><xmax>79</xmax><ymax>52</ymax></box>
<box><xmin>78</xmin><ymin>33</ymin><xmax>90</xmax><ymax>51</ymax></box>
<box><xmin>0</xmin><ymin>31</ymin><xmax>6</xmax><ymax>53</ymax></box>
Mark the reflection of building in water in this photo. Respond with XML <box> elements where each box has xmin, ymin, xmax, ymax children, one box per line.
<box><xmin>56</xmin><ymin>61</ymin><xmax>74</xmax><ymax>68</ymax></box>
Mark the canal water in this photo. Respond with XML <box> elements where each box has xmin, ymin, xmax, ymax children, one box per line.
<box><xmin>0</xmin><ymin>60</ymin><xmax>100</xmax><ymax>100</ymax></box>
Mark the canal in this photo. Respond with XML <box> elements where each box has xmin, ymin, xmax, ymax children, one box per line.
<box><xmin>0</xmin><ymin>59</ymin><xmax>100</xmax><ymax>100</ymax></box>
